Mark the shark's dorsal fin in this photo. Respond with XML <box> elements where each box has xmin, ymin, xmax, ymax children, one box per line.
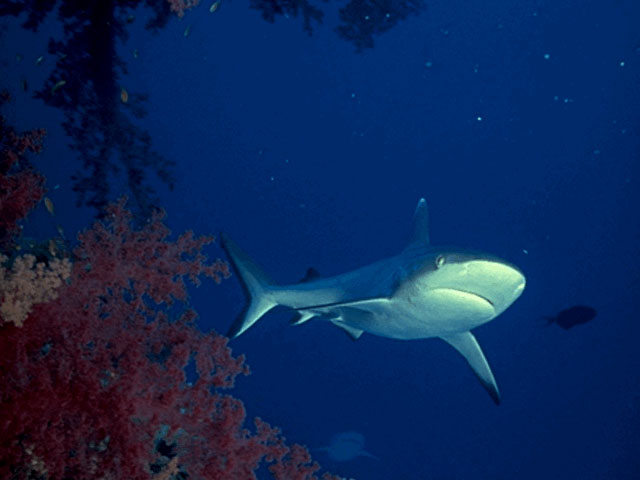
<box><xmin>408</xmin><ymin>198</ymin><xmax>429</xmax><ymax>245</ymax></box>
<box><xmin>440</xmin><ymin>331</ymin><xmax>501</xmax><ymax>405</ymax></box>
<box><xmin>298</xmin><ymin>267</ymin><xmax>321</xmax><ymax>283</ymax></box>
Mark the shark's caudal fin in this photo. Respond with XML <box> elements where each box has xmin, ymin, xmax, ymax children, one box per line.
<box><xmin>220</xmin><ymin>233</ymin><xmax>278</xmax><ymax>338</ymax></box>
<box><xmin>440</xmin><ymin>331</ymin><xmax>501</xmax><ymax>405</ymax></box>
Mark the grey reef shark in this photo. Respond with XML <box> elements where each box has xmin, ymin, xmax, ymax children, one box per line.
<box><xmin>221</xmin><ymin>198</ymin><xmax>526</xmax><ymax>404</ymax></box>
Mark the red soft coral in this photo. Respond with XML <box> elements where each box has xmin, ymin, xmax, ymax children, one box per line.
<box><xmin>0</xmin><ymin>197</ymin><xmax>337</xmax><ymax>480</ymax></box>
<box><xmin>0</xmin><ymin>92</ymin><xmax>47</xmax><ymax>249</ymax></box>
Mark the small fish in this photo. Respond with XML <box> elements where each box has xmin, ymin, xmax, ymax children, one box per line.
<box><xmin>48</xmin><ymin>239</ymin><xmax>58</xmax><ymax>257</ymax></box>
<box><xmin>184</xmin><ymin>25</ymin><xmax>192</xmax><ymax>37</ymax></box>
<box><xmin>545</xmin><ymin>305</ymin><xmax>597</xmax><ymax>330</ymax></box>
<box><xmin>51</xmin><ymin>79</ymin><xmax>66</xmax><ymax>94</ymax></box>
<box><xmin>15</xmin><ymin>53</ymin><xmax>23</xmax><ymax>62</ymax></box>
<box><xmin>44</xmin><ymin>197</ymin><xmax>55</xmax><ymax>215</ymax></box>
<box><xmin>317</xmin><ymin>431</ymin><xmax>378</xmax><ymax>462</ymax></box>
<box><xmin>120</xmin><ymin>87</ymin><xmax>129</xmax><ymax>103</ymax></box>
<box><xmin>56</xmin><ymin>225</ymin><xmax>66</xmax><ymax>239</ymax></box>
<box><xmin>20</xmin><ymin>78</ymin><xmax>28</xmax><ymax>92</ymax></box>
<box><xmin>35</xmin><ymin>55</ymin><xmax>44</xmax><ymax>66</ymax></box>
<box><xmin>132</xmin><ymin>49</ymin><xmax>139</xmax><ymax>59</ymax></box>
<box><xmin>209</xmin><ymin>1</ymin><xmax>221</xmax><ymax>12</ymax></box>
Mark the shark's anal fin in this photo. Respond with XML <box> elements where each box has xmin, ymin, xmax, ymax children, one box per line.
<box><xmin>440</xmin><ymin>331</ymin><xmax>501</xmax><ymax>405</ymax></box>
<box><xmin>290</xmin><ymin>311</ymin><xmax>316</xmax><ymax>326</ymax></box>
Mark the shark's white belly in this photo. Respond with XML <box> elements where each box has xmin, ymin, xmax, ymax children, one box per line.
<box><xmin>337</xmin><ymin>289</ymin><xmax>496</xmax><ymax>340</ymax></box>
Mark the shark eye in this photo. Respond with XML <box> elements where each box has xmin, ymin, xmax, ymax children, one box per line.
<box><xmin>435</xmin><ymin>255</ymin><xmax>446</xmax><ymax>268</ymax></box>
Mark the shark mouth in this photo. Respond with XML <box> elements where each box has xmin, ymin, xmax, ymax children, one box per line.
<box><xmin>459</xmin><ymin>291</ymin><xmax>494</xmax><ymax>308</ymax></box>
<box><xmin>448</xmin><ymin>289</ymin><xmax>496</xmax><ymax>313</ymax></box>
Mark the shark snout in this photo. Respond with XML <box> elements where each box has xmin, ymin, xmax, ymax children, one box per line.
<box><xmin>459</xmin><ymin>260</ymin><xmax>525</xmax><ymax>317</ymax></box>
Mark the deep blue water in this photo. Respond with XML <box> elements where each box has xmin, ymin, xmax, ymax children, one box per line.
<box><xmin>2</xmin><ymin>1</ymin><xmax>639</xmax><ymax>478</ymax></box>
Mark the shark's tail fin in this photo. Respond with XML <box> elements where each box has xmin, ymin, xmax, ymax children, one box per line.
<box><xmin>220</xmin><ymin>233</ymin><xmax>278</xmax><ymax>338</ymax></box>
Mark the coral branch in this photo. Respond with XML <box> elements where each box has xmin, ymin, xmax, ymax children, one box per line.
<box><xmin>0</xmin><ymin>92</ymin><xmax>47</xmax><ymax>249</ymax></box>
<box><xmin>0</xmin><ymin>253</ymin><xmax>72</xmax><ymax>327</ymax></box>
<box><xmin>167</xmin><ymin>0</ymin><xmax>201</xmax><ymax>18</ymax></box>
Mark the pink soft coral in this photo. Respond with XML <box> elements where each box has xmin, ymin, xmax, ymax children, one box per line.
<box><xmin>0</xmin><ymin>199</ymin><xmax>338</xmax><ymax>479</ymax></box>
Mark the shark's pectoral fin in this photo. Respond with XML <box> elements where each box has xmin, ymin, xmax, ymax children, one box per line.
<box><xmin>331</xmin><ymin>320</ymin><xmax>365</xmax><ymax>341</ymax></box>
<box><xmin>359</xmin><ymin>450</ymin><xmax>379</xmax><ymax>460</ymax></box>
<box><xmin>440</xmin><ymin>331</ymin><xmax>500</xmax><ymax>405</ymax></box>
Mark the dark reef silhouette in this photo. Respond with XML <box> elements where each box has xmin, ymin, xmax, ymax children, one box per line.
<box><xmin>249</xmin><ymin>0</ymin><xmax>426</xmax><ymax>50</ymax></box>
<box><xmin>1</xmin><ymin>1</ymin><xmax>177</xmax><ymax>218</ymax></box>
<box><xmin>1</xmin><ymin>0</ymin><xmax>426</xmax><ymax>217</ymax></box>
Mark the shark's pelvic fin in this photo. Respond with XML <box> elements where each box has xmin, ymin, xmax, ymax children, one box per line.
<box><xmin>220</xmin><ymin>233</ymin><xmax>277</xmax><ymax>338</ymax></box>
<box><xmin>440</xmin><ymin>331</ymin><xmax>501</xmax><ymax>405</ymax></box>
<box><xmin>330</xmin><ymin>320</ymin><xmax>365</xmax><ymax>341</ymax></box>
<box><xmin>408</xmin><ymin>198</ymin><xmax>429</xmax><ymax>246</ymax></box>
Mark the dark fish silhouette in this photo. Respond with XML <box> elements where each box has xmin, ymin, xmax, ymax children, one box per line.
<box><xmin>546</xmin><ymin>305</ymin><xmax>597</xmax><ymax>329</ymax></box>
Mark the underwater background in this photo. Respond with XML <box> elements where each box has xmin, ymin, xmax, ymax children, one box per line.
<box><xmin>1</xmin><ymin>0</ymin><xmax>639</xmax><ymax>478</ymax></box>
